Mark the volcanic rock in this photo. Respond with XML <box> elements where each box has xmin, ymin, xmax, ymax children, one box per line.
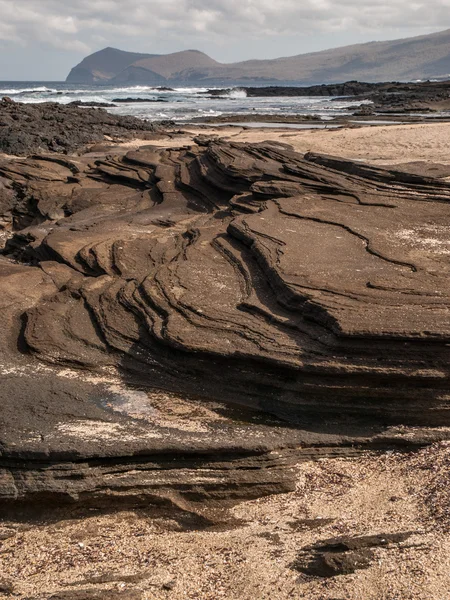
<box><xmin>242</xmin><ymin>80</ymin><xmax>450</xmax><ymax>113</ymax></box>
<box><xmin>112</xmin><ymin>97</ymin><xmax>167</xmax><ymax>103</ymax></box>
<box><xmin>1</xmin><ymin>137</ymin><xmax>450</xmax><ymax>506</ymax></box>
<box><xmin>68</xmin><ymin>101</ymin><xmax>117</xmax><ymax>108</ymax></box>
<box><xmin>293</xmin><ymin>532</ymin><xmax>415</xmax><ymax>577</ymax></box>
<box><xmin>0</xmin><ymin>99</ymin><xmax>163</xmax><ymax>155</ymax></box>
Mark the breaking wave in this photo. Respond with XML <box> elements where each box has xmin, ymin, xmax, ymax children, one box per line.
<box><xmin>0</xmin><ymin>81</ymin><xmax>364</xmax><ymax>122</ymax></box>
<box><xmin>223</xmin><ymin>89</ymin><xmax>247</xmax><ymax>98</ymax></box>
<box><xmin>1</xmin><ymin>86</ymin><xmax>57</xmax><ymax>95</ymax></box>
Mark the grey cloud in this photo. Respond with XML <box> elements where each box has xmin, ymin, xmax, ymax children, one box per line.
<box><xmin>1</xmin><ymin>0</ymin><xmax>450</xmax><ymax>52</ymax></box>
<box><xmin>1</xmin><ymin>0</ymin><xmax>449</xmax><ymax>79</ymax></box>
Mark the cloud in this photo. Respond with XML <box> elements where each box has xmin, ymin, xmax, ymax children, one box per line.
<box><xmin>1</xmin><ymin>0</ymin><xmax>450</xmax><ymax>55</ymax></box>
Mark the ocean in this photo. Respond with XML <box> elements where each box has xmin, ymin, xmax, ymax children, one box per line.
<box><xmin>0</xmin><ymin>81</ymin><xmax>367</xmax><ymax>123</ymax></box>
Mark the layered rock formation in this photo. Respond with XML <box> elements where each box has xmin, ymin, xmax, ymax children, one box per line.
<box><xmin>1</xmin><ymin>135</ymin><xmax>450</xmax><ymax>506</ymax></box>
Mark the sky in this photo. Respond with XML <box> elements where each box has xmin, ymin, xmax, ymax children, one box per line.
<box><xmin>1</xmin><ymin>0</ymin><xmax>450</xmax><ymax>80</ymax></box>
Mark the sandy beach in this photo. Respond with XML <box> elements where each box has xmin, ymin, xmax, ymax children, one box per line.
<box><xmin>118</xmin><ymin>121</ymin><xmax>450</xmax><ymax>167</ymax></box>
<box><xmin>2</xmin><ymin>118</ymin><xmax>450</xmax><ymax>600</ymax></box>
<box><xmin>2</xmin><ymin>442</ymin><xmax>450</xmax><ymax>599</ymax></box>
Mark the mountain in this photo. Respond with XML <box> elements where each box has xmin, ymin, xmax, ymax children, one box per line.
<box><xmin>66</xmin><ymin>47</ymin><xmax>219</xmax><ymax>85</ymax></box>
<box><xmin>67</xmin><ymin>29</ymin><xmax>450</xmax><ymax>85</ymax></box>
<box><xmin>109</xmin><ymin>50</ymin><xmax>220</xmax><ymax>84</ymax></box>
<box><xmin>66</xmin><ymin>47</ymin><xmax>158</xmax><ymax>84</ymax></box>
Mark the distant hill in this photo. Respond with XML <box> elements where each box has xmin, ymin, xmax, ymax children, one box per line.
<box><xmin>67</xmin><ymin>29</ymin><xmax>450</xmax><ymax>85</ymax></box>
<box><xmin>67</xmin><ymin>47</ymin><xmax>158</xmax><ymax>84</ymax></box>
<box><xmin>109</xmin><ymin>50</ymin><xmax>220</xmax><ymax>84</ymax></box>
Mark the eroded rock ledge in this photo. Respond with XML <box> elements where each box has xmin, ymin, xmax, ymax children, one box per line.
<box><xmin>1</xmin><ymin>138</ymin><xmax>450</xmax><ymax>506</ymax></box>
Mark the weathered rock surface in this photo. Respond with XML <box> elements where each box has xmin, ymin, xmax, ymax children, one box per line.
<box><xmin>1</xmin><ymin>136</ymin><xmax>450</xmax><ymax>506</ymax></box>
<box><xmin>0</xmin><ymin>98</ymin><xmax>165</xmax><ymax>156</ymax></box>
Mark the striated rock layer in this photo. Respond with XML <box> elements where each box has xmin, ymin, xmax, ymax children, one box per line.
<box><xmin>1</xmin><ymin>137</ymin><xmax>450</xmax><ymax>505</ymax></box>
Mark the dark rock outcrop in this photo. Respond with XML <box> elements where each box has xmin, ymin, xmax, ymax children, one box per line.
<box><xmin>239</xmin><ymin>82</ymin><xmax>381</xmax><ymax>97</ymax></box>
<box><xmin>68</xmin><ymin>101</ymin><xmax>117</xmax><ymax>108</ymax></box>
<box><xmin>292</xmin><ymin>532</ymin><xmax>415</xmax><ymax>577</ymax></box>
<box><xmin>240</xmin><ymin>80</ymin><xmax>450</xmax><ymax>113</ymax></box>
<box><xmin>1</xmin><ymin>137</ymin><xmax>450</xmax><ymax>506</ymax></box>
<box><xmin>0</xmin><ymin>98</ymin><xmax>162</xmax><ymax>155</ymax></box>
<box><xmin>111</xmin><ymin>97</ymin><xmax>167</xmax><ymax>103</ymax></box>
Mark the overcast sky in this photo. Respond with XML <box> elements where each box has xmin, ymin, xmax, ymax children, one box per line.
<box><xmin>1</xmin><ymin>0</ymin><xmax>450</xmax><ymax>80</ymax></box>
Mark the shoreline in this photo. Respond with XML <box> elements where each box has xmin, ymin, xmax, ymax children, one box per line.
<box><xmin>3</xmin><ymin>78</ymin><xmax>450</xmax><ymax>132</ymax></box>
<box><xmin>112</xmin><ymin>121</ymin><xmax>450</xmax><ymax>168</ymax></box>
<box><xmin>188</xmin><ymin>112</ymin><xmax>450</xmax><ymax>126</ymax></box>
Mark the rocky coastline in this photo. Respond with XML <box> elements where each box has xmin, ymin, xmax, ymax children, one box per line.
<box><xmin>204</xmin><ymin>79</ymin><xmax>450</xmax><ymax>114</ymax></box>
<box><xmin>0</xmin><ymin>97</ymin><xmax>173</xmax><ymax>155</ymax></box>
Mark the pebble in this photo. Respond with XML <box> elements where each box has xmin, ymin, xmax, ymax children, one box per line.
<box><xmin>0</xmin><ymin>529</ymin><xmax>16</xmax><ymax>541</ymax></box>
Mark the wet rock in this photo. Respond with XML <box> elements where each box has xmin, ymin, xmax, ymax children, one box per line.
<box><xmin>68</xmin><ymin>101</ymin><xmax>117</xmax><ymax>108</ymax></box>
<box><xmin>193</xmin><ymin>113</ymin><xmax>324</xmax><ymax>125</ymax></box>
<box><xmin>112</xmin><ymin>97</ymin><xmax>167</xmax><ymax>103</ymax></box>
<box><xmin>239</xmin><ymin>80</ymin><xmax>450</xmax><ymax>112</ymax></box>
<box><xmin>352</xmin><ymin>104</ymin><xmax>375</xmax><ymax>116</ymax></box>
<box><xmin>240</xmin><ymin>82</ymin><xmax>381</xmax><ymax>97</ymax></box>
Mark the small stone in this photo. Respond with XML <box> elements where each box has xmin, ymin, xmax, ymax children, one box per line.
<box><xmin>0</xmin><ymin>578</ymin><xmax>14</xmax><ymax>595</ymax></box>
<box><xmin>162</xmin><ymin>579</ymin><xmax>176</xmax><ymax>591</ymax></box>
<box><xmin>0</xmin><ymin>529</ymin><xmax>16</xmax><ymax>541</ymax></box>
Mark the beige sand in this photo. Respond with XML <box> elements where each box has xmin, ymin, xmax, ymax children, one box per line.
<box><xmin>1</xmin><ymin>444</ymin><xmax>450</xmax><ymax>600</ymax></box>
<box><xmin>118</xmin><ymin>121</ymin><xmax>450</xmax><ymax>166</ymax></box>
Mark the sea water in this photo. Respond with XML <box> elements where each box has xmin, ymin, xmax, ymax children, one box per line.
<box><xmin>0</xmin><ymin>81</ymin><xmax>369</xmax><ymax>123</ymax></box>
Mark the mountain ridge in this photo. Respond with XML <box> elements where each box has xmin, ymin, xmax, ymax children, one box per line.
<box><xmin>66</xmin><ymin>29</ymin><xmax>450</xmax><ymax>84</ymax></box>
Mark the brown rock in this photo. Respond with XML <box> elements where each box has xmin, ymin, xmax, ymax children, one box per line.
<box><xmin>0</xmin><ymin>578</ymin><xmax>14</xmax><ymax>595</ymax></box>
<box><xmin>293</xmin><ymin>532</ymin><xmax>414</xmax><ymax>577</ymax></box>
<box><xmin>1</xmin><ymin>135</ymin><xmax>450</xmax><ymax>507</ymax></box>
